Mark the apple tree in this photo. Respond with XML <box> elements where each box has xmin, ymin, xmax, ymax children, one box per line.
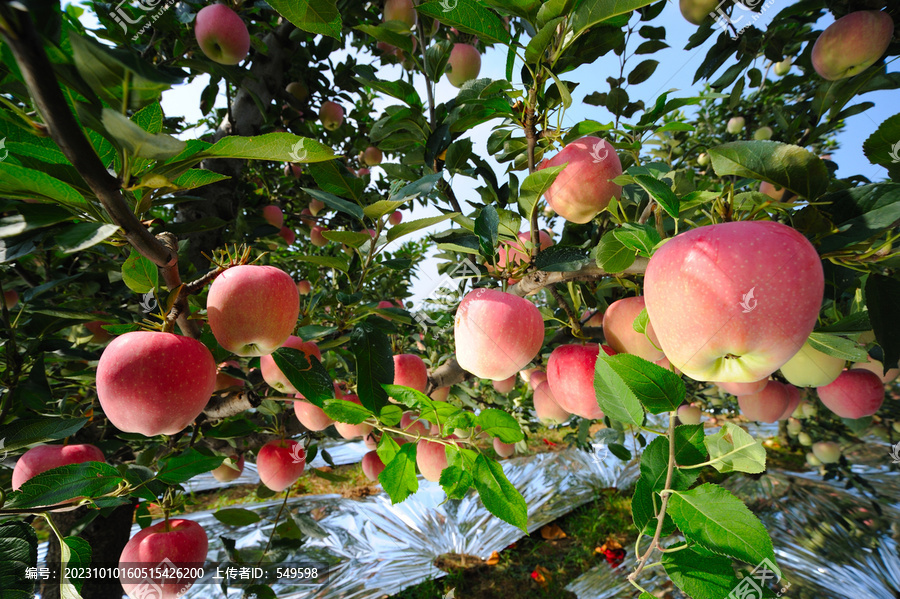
<box><xmin>0</xmin><ymin>0</ymin><xmax>898</xmax><ymax>598</ymax></box>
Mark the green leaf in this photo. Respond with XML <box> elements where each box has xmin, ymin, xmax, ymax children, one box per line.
<box><xmin>268</xmin><ymin>0</ymin><xmax>342</xmax><ymax>38</ymax></box>
<box><xmin>364</xmin><ymin>200</ymin><xmax>407</xmax><ymax>220</ymax></box>
<box><xmin>321</xmin><ymin>230</ymin><xmax>374</xmax><ymax>248</ymax></box>
<box><xmin>476</xmin><ymin>409</ymin><xmax>524</xmax><ymax>443</ymax></box>
<box><xmin>323</xmin><ymin>397</ymin><xmax>374</xmax><ymax>424</ymax></box>
<box><xmin>473</xmin><ymin>454</ymin><xmax>528</xmax><ymax>531</ymax></box>
<box><xmin>668</xmin><ymin>483</ymin><xmax>776</xmax><ymax>566</ymax></box>
<box><xmin>382</xmin><ymin>384</ymin><xmax>434</xmax><ymax>412</ymax></box>
<box><xmin>101</xmin><ymin>109</ymin><xmax>186</xmax><ymax>160</ymax></box>
<box><xmin>862</xmin><ymin>112</ymin><xmax>900</xmax><ymax>180</ymax></box>
<box><xmin>213</xmin><ymin>508</ymin><xmax>263</xmax><ymax>527</ymax></box>
<box><xmin>0</xmin><ymin>521</ymin><xmax>38</xmax><ymax>598</ymax></box>
<box><xmin>0</xmin><ymin>417</ymin><xmax>89</xmax><ymax>453</ymax></box>
<box><xmin>631</xmin><ymin>476</ymin><xmax>675</xmax><ymax>537</ymax></box>
<box><xmin>674</xmin><ymin>424</ymin><xmax>708</xmax><ymax>468</ymax></box>
<box><xmin>439</xmin><ymin>464</ymin><xmax>474</xmax><ymax>500</ymax></box>
<box><xmin>379</xmin><ymin>443</ymin><xmax>419</xmax><ymax>504</ymax></box>
<box><xmin>203</xmin><ymin>133</ymin><xmax>334</xmax><ymax>164</ymax></box>
<box><xmin>518</xmin><ymin>165</ymin><xmax>565</xmax><ymax>218</ymax></box>
<box><xmin>571</xmin><ymin>0</ymin><xmax>656</xmax><ymax>36</ymax></box>
<box><xmin>474</xmin><ymin>204</ymin><xmax>500</xmax><ymax>259</ymax></box>
<box><xmin>640</xmin><ymin>435</ymin><xmax>699</xmax><ymax>494</ymax></box>
<box><xmin>806</xmin><ymin>332</ymin><xmax>868</xmax><ymax>362</ymax></box>
<box><xmin>866</xmin><ymin>274</ymin><xmax>900</xmax><ymax>370</ymax></box>
<box><xmin>377</xmin><ymin>433</ymin><xmax>402</xmax><ymax>466</ymax></box>
<box><xmin>308</xmin><ymin>161</ymin><xmax>366</xmax><ymax>201</ymax></box>
<box><xmin>349</xmin><ymin>323</ymin><xmax>394</xmax><ymax>413</ymax></box>
<box><xmin>5</xmin><ymin>462</ymin><xmax>124</xmax><ymax>509</ymax></box>
<box><xmin>302</xmin><ymin>187</ymin><xmax>364</xmax><ymax>221</ymax></box>
<box><xmin>704</xmin><ymin>422</ymin><xmax>766</xmax><ymax>474</ymax></box>
<box><xmin>272</xmin><ymin>348</ymin><xmax>335</xmax><ymax>408</ymax></box>
<box><xmin>533</xmin><ymin>245</ymin><xmax>590</xmax><ymax>271</ymax></box>
<box><xmin>390</xmin><ymin>173</ymin><xmax>444</xmax><ymax>203</ymax></box>
<box><xmin>817</xmin><ymin>183</ymin><xmax>900</xmax><ymax>252</ymax></box>
<box><xmin>0</xmin><ymin>165</ymin><xmax>88</xmax><ymax>211</ymax></box>
<box><xmin>525</xmin><ymin>17</ymin><xmax>565</xmax><ymax>63</ymax></box>
<box><xmin>603</xmin><ymin>353</ymin><xmax>684</xmax><ymax>415</ymax></box>
<box><xmin>356</xmin><ymin>24</ymin><xmax>414</xmax><ymax>54</ymax></box>
<box><xmin>613</xmin><ymin>223</ymin><xmax>660</xmax><ymax>257</ymax></box>
<box><xmin>663</xmin><ymin>547</ymin><xmax>742</xmax><ymax>599</ymax></box>
<box><xmin>355</xmin><ymin>64</ymin><xmax>422</xmax><ymax>107</ymax></box>
<box><xmin>295</xmin><ymin>254</ymin><xmax>350</xmax><ymax>273</ymax></box>
<box><xmin>157</xmin><ymin>448</ymin><xmax>224</xmax><ymax>485</ymax></box>
<box><xmin>60</xmin><ymin>535</ymin><xmax>91</xmax><ymax>597</ymax></box>
<box><xmin>708</xmin><ymin>141</ymin><xmax>828</xmax><ymax>200</ymax></box>
<box><xmin>594</xmin><ymin>230</ymin><xmax>636</xmax><ymax>273</ymax></box>
<box><xmin>416</xmin><ymin>0</ymin><xmax>511</xmax><ymax>44</ymax></box>
<box><xmin>387</xmin><ymin>213</ymin><xmax>458</xmax><ymax>243</ymax></box>
<box><xmin>594</xmin><ymin>354</ymin><xmax>645</xmax><ymax>426</ymax></box>
<box><xmin>628</xmin><ymin>59</ymin><xmax>659</xmax><ymax>85</ymax></box>
<box><xmin>56</xmin><ymin>223</ymin><xmax>120</xmax><ymax>253</ymax></box>
<box><xmin>121</xmin><ymin>248</ymin><xmax>158</xmax><ymax>294</ymax></box>
<box><xmin>633</xmin><ymin>174</ymin><xmax>679</xmax><ymax>218</ymax></box>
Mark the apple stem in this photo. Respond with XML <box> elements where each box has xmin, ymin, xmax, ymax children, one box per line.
<box><xmin>260</xmin><ymin>487</ymin><xmax>292</xmax><ymax>565</ymax></box>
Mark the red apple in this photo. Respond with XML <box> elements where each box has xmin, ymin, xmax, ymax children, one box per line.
<box><xmin>211</xmin><ymin>454</ymin><xmax>245</xmax><ymax>483</ymax></box>
<box><xmin>119</xmin><ymin>519</ymin><xmax>208</xmax><ymax>599</ymax></box>
<box><xmin>260</xmin><ymin>336</ymin><xmax>322</xmax><ymax>394</ymax></box>
<box><xmin>97</xmin><ymin>332</ymin><xmax>216</xmax><ymax>436</ymax></box>
<box><xmin>497</xmin><ymin>230</ymin><xmax>554</xmax><ymax>270</ymax></box>
<box><xmin>262</xmin><ymin>205</ymin><xmax>283</xmax><ymax>228</ymax></box>
<box><xmin>454</xmin><ymin>288</ymin><xmax>544</xmax><ymax>381</ymax></box>
<box><xmin>294</xmin><ymin>398</ymin><xmax>335</xmax><ymax>431</ymax></box>
<box><xmin>207</xmin><ymin>265</ymin><xmax>300</xmax><ymax>357</ymax></box>
<box><xmin>296</xmin><ymin>280</ymin><xmax>312</xmax><ymax>295</ymax></box>
<box><xmin>583</xmin><ymin>309</ymin><xmax>604</xmax><ymax>329</ymax></box>
<box><xmin>492</xmin><ymin>375</ymin><xmax>517</xmax><ymax>394</ymax></box>
<box><xmin>389</xmin><ymin>211</ymin><xmax>403</xmax><ymax>225</ymax></box>
<box><xmin>333</xmin><ymin>394</ymin><xmax>374</xmax><ymax>439</ymax></box>
<box><xmin>286</xmin><ymin>81</ymin><xmax>308</xmax><ymax>102</ymax></box>
<box><xmin>362</xmin><ymin>146</ymin><xmax>383</xmax><ymax>166</ymax></box>
<box><xmin>309</xmin><ymin>198</ymin><xmax>326</xmax><ymax>215</ymax></box>
<box><xmin>383</xmin><ymin>0</ymin><xmax>417</xmax><ymax>28</ymax></box>
<box><xmin>644</xmin><ymin>221</ymin><xmax>823</xmax><ymax>383</ymax></box>
<box><xmin>533</xmin><ymin>380</ymin><xmax>570</xmax><ymax>425</ymax></box>
<box><xmin>431</xmin><ymin>386</ymin><xmax>450</xmax><ymax>402</ymax></box>
<box><xmin>852</xmin><ymin>357</ymin><xmax>899</xmax><ymax>384</ymax></box>
<box><xmin>257</xmin><ymin>439</ymin><xmax>305</xmax><ymax>492</ymax></box>
<box><xmin>778</xmin><ymin>384</ymin><xmax>802</xmax><ymax>420</ymax></box>
<box><xmin>214</xmin><ymin>360</ymin><xmax>245</xmax><ymax>391</ymax></box>
<box><xmin>278</xmin><ymin>227</ymin><xmax>296</xmax><ymax>245</ymax></box>
<box><xmin>529</xmin><ymin>370</ymin><xmax>548</xmax><ymax>389</ymax></box>
<box><xmin>717</xmin><ymin>379</ymin><xmax>768</xmax><ymax>396</ymax></box>
<box><xmin>602</xmin><ymin>296</ymin><xmax>663</xmax><ymax>361</ymax></box>
<box><xmin>737</xmin><ymin>380</ymin><xmax>791</xmax><ymax>423</ymax></box>
<box><xmin>393</xmin><ymin>354</ymin><xmax>428</xmax><ymax>392</ymax></box>
<box><xmin>493</xmin><ymin>437</ymin><xmax>515</xmax><ymax>458</ymax></box>
<box><xmin>416</xmin><ymin>437</ymin><xmax>453</xmax><ymax>482</ymax></box>
<box><xmin>759</xmin><ymin>181</ymin><xmax>793</xmax><ymax>202</ymax></box>
<box><xmin>400</xmin><ymin>411</ymin><xmax>430</xmax><ymax>437</ymax></box>
<box><xmin>319</xmin><ymin>101</ymin><xmax>344</xmax><ymax>131</ymax></box>
<box><xmin>779</xmin><ymin>341</ymin><xmax>844</xmax><ymax>387</ymax></box>
<box><xmin>816</xmin><ymin>369</ymin><xmax>885</xmax><ymax>419</ymax></box>
<box><xmin>12</xmin><ymin>444</ymin><xmax>105</xmax><ymax>490</ymax></box>
<box><xmin>447</xmin><ymin>43</ymin><xmax>482</xmax><ymax>87</ymax></box>
<box><xmin>85</xmin><ymin>319</ymin><xmax>113</xmax><ymax>344</ymax></box>
<box><xmin>194</xmin><ymin>4</ymin><xmax>250</xmax><ymax>65</ymax></box>
<box><xmin>811</xmin><ymin>11</ymin><xmax>894</xmax><ymax>81</ymax></box>
<box><xmin>285</xmin><ymin>163</ymin><xmax>302</xmax><ymax>178</ymax></box>
<box><xmin>362</xmin><ymin>450</ymin><xmax>386</xmax><ymax>481</ymax></box>
<box><xmin>357</xmin><ymin>167</ymin><xmax>371</xmax><ymax>177</ymax></box>
<box><xmin>542</xmin><ymin>136</ymin><xmax>622</xmax><ymax>224</ymax></box>
<box><xmin>547</xmin><ymin>344</ymin><xmax>612</xmax><ymax>420</ymax></box>
<box><xmin>310</xmin><ymin>226</ymin><xmax>328</xmax><ymax>247</ymax></box>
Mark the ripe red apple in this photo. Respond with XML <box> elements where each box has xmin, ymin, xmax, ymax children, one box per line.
<box><xmin>583</xmin><ymin>309</ymin><xmax>604</xmax><ymax>329</ymax></box>
<box><xmin>716</xmin><ymin>379</ymin><xmax>768</xmax><ymax>396</ymax></box>
<box><xmin>260</xmin><ymin>336</ymin><xmax>321</xmax><ymax>394</ymax></box>
<box><xmin>362</xmin><ymin>146</ymin><xmax>383</xmax><ymax>166</ymax></box>
<box><xmin>97</xmin><ymin>332</ymin><xmax>216</xmax><ymax>436</ymax></box>
<box><xmin>644</xmin><ymin>221</ymin><xmax>823</xmax><ymax>383</ymax></box>
<box><xmin>416</xmin><ymin>437</ymin><xmax>454</xmax><ymax>482</ymax></box>
<box><xmin>257</xmin><ymin>439</ymin><xmax>305</xmax><ymax>492</ymax></box>
<box><xmin>492</xmin><ymin>375</ymin><xmax>517</xmax><ymax>394</ymax></box>
<box><xmin>296</xmin><ymin>280</ymin><xmax>312</xmax><ymax>295</ymax></box>
<box><xmin>779</xmin><ymin>341</ymin><xmax>844</xmax><ymax>387</ymax></box>
<box><xmin>454</xmin><ymin>288</ymin><xmax>544</xmax><ymax>381</ymax></box>
<box><xmin>294</xmin><ymin>398</ymin><xmax>335</xmax><ymax>431</ymax></box>
<box><xmin>3</xmin><ymin>289</ymin><xmax>17</xmax><ymax>310</ymax></box>
<box><xmin>431</xmin><ymin>386</ymin><xmax>450</xmax><ymax>402</ymax></box>
<box><xmin>811</xmin><ymin>441</ymin><xmax>841</xmax><ymax>464</ymax></box>
<box><xmin>602</xmin><ymin>296</ymin><xmax>663</xmax><ymax>361</ymax></box>
<box><xmin>778</xmin><ymin>384</ymin><xmax>802</xmax><ymax>420</ymax></box>
<box><xmin>215</xmin><ymin>360</ymin><xmax>245</xmax><ymax>391</ymax></box>
<box><xmin>852</xmin><ymin>357</ymin><xmax>899</xmax><ymax>384</ymax></box>
<box><xmin>497</xmin><ymin>230</ymin><xmax>554</xmax><ymax>270</ymax></box>
<box><xmin>211</xmin><ymin>454</ymin><xmax>245</xmax><ymax>483</ymax></box>
<box><xmin>310</xmin><ymin>226</ymin><xmax>328</xmax><ymax>247</ymax></box>
<box><xmin>383</xmin><ymin>0</ymin><xmax>417</xmax><ymax>28</ymax></box>
<box><xmin>207</xmin><ymin>265</ymin><xmax>299</xmax><ymax>357</ymax></box>
<box><xmin>119</xmin><ymin>519</ymin><xmax>208</xmax><ymax>599</ymax></box>
<box><xmin>389</xmin><ymin>211</ymin><xmax>403</xmax><ymax>225</ymax></box>
<box><xmin>309</xmin><ymin>198</ymin><xmax>326</xmax><ymax>216</ymax></box>
<box><xmin>357</xmin><ymin>167</ymin><xmax>371</xmax><ymax>177</ymax></box>
<box><xmin>262</xmin><ymin>205</ymin><xmax>283</xmax><ymax>228</ymax></box>
<box><xmin>393</xmin><ymin>354</ymin><xmax>428</xmax><ymax>392</ymax></box>
<box><xmin>400</xmin><ymin>411</ymin><xmax>430</xmax><ymax>437</ymax></box>
<box><xmin>286</xmin><ymin>81</ymin><xmax>308</xmax><ymax>102</ymax></box>
<box><xmin>85</xmin><ymin>319</ymin><xmax>113</xmax><ymax>344</ymax></box>
<box><xmin>759</xmin><ymin>181</ymin><xmax>793</xmax><ymax>202</ymax></box>
<box><xmin>677</xmin><ymin>404</ymin><xmax>702</xmax><ymax>425</ymax></box>
<box><xmin>816</xmin><ymin>369</ymin><xmax>885</xmax><ymax>419</ymax></box>
<box><xmin>362</xmin><ymin>450</ymin><xmax>386</xmax><ymax>481</ymax></box>
<box><xmin>278</xmin><ymin>227</ymin><xmax>296</xmax><ymax>245</ymax></box>
<box><xmin>542</xmin><ymin>136</ymin><xmax>622</xmax><ymax>224</ymax></box>
<box><xmin>319</xmin><ymin>101</ymin><xmax>344</xmax><ymax>131</ymax></box>
<box><xmin>447</xmin><ymin>43</ymin><xmax>482</xmax><ymax>87</ymax></box>
<box><xmin>547</xmin><ymin>344</ymin><xmax>611</xmax><ymax>420</ymax></box>
<box><xmin>493</xmin><ymin>437</ymin><xmax>515</xmax><ymax>458</ymax></box>
<box><xmin>678</xmin><ymin>0</ymin><xmax>718</xmax><ymax>25</ymax></box>
<box><xmin>737</xmin><ymin>380</ymin><xmax>791</xmax><ymax>423</ymax></box>
<box><xmin>533</xmin><ymin>380</ymin><xmax>570</xmax><ymax>425</ymax></box>
<box><xmin>333</xmin><ymin>394</ymin><xmax>374</xmax><ymax>439</ymax></box>
<box><xmin>194</xmin><ymin>4</ymin><xmax>250</xmax><ymax>65</ymax></box>
<box><xmin>811</xmin><ymin>11</ymin><xmax>894</xmax><ymax>81</ymax></box>
<box><xmin>726</xmin><ymin>116</ymin><xmax>745</xmax><ymax>134</ymax></box>
<box><xmin>12</xmin><ymin>444</ymin><xmax>105</xmax><ymax>491</ymax></box>
<box><xmin>285</xmin><ymin>163</ymin><xmax>302</xmax><ymax>178</ymax></box>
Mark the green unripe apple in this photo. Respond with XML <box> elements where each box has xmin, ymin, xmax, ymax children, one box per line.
<box><xmin>798</xmin><ymin>432</ymin><xmax>812</xmax><ymax>446</ymax></box>
<box><xmin>697</xmin><ymin>152</ymin><xmax>709</xmax><ymax>166</ymax></box>
<box><xmin>726</xmin><ymin>116</ymin><xmax>745</xmax><ymax>134</ymax></box>
<box><xmin>753</xmin><ymin>126</ymin><xmax>773</xmax><ymax>141</ymax></box>
<box><xmin>679</xmin><ymin>0</ymin><xmax>719</xmax><ymax>26</ymax></box>
<box><xmin>786</xmin><ymin>418</ymin><xmax>802</xmax><ymax>436</ymax></box>
<box><xmin>806</xmin><ymin>452</ymin><xmax>822</xmax><ymax>467</ymax></box>
<box><xmin>811</xmin><ymin>441</ymin><xmax>841</xmax><ymax>464</ymax></box>
<box><xmin>773</xmin><ymin>58</ymin><xmax>791</xmax><ymax>76</ymax></box>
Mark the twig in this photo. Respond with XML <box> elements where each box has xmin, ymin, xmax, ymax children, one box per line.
<box><xmin>548</xmin><ymin>285</ymin><xmax>581</xmax><ymax>337</ymax></box>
